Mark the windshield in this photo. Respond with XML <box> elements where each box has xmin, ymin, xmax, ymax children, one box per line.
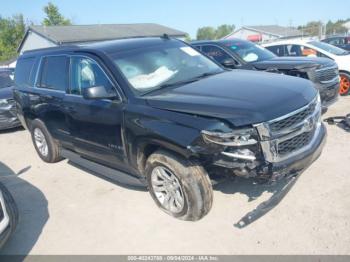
<box><xmin>110</xmin><ymin>40</ymin><xmax>223</xmax><ymax>94</ymax></box>
<box><xmin>0</xmin><ymin>71</ymin><xmax>14</xmax><ymax>89</ymax></box>
<box><xmin>308</xmin><ymin>41</ymin><xmax>349</xmax><ymax>56</ymax></box>
<box><xmin>222</xmin><ymin>40</ymin><xmax>276</xmax><ymax>62</ymax></box>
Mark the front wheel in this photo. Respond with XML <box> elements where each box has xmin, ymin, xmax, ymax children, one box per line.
<box><xmin>145</xmin><ymin>150</ymin><xmax>213</xmax><ymax>221</ymax></box>
<box><xmin>339</xmin><ymin>72</ymin><xmax>350</xmax><ymax>96</ymax></box>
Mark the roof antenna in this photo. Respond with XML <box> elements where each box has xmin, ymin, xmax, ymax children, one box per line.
<box><xmin>161</xmin><ymin>33</ymin><xmax>170</xmax><ymax>40</ymax></box>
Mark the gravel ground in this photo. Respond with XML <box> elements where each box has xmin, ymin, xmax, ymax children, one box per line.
<box><xmin>0</xmin><ymin>96</ymin><xmax>349</xmax><ymax>255</ymax></box>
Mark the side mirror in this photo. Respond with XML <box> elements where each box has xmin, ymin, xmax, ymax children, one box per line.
<box><xmin>82</xmin><ymin>85</ymin><xmax>118</xmax><ymax>100</ymax></box>
<box><xmin>221</xmin><ymin>58</ymin><xmax>237</xmax><ymax>69</ymax></box>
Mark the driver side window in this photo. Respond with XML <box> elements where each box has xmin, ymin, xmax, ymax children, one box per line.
<box><xmin>69</xmin><ymin>56</ymin><xmax>114</xmax><ymax>95</ymax></box>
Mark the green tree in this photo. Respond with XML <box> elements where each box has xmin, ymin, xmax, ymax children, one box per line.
<box><xmin>196</xmin><ymin>24</ymin><xmax>235</xmax><ymax>40</ymax></box>
<box><xmin>326</xmin><ymin>19</ymin><xmax>348</xmax><ymax>35</ymax></box>
<box><xmin>298</xmin><ymin>21</ymin><xmax>323</xmax><ymax>36</ymax></box>
<box><xmin>42</xmin><ymin>2</ymin><xmax>71</xmax><ymax>26</ymax></box>
<box><xmin>196</xmin><ymin>26</ymin><xmax>216</xmax><ymax>40</ymax></box>
<box><xmin>215</xmin><ymin>24</ymin><xmax>235</xmax><ymax>39</ymax></box>
<box><xmin>0</xmin><ymin>14</ymin><xmax>25</xmax><ymax>61</ymax></box>
<box><xmin>184</xmin><ymin>34</ymin><xmax>192</xmax><ymax>43</ymax></box>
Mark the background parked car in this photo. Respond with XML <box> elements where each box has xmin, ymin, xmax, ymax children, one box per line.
<box><xmin>322</xmin><ymin>36</ymin><xmax>350</xmax><ymax>51</ymax></box>
<box><xmin>263</xmin><ymin>40</ymin><xmax>350</xmax><ymax>96</ymax></box>
<box><xmin>0</xmin><ymin>68</ymin><xmax>21</xmax><ymax>131</ymax></box>
<box><xmin>0</xmin><ymin>182</ymin><xmax>18</xmax><ymax>248</ymax></box>
<box><xmin>192</xmin><ymin>39</ymin><xmax>339</xmax><ymax>107</ymax></box>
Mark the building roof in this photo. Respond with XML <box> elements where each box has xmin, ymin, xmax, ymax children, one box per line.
<box><xmin>18</xmin><ymin>23</ymin><xmax>187</xmax><ymax>52</ymax></box>
<box><xmin>224</xmin><ymin>25</ymin><xmax>303</xmax><ymax>39</ymax></box>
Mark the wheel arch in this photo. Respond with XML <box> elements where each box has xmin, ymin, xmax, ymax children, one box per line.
<box><xmin>134</xmin><ymin>138</ymin><xmax>193</xmax><ymax>175</ymax></box>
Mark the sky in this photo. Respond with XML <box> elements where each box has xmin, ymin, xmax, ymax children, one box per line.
<box><xmin>1</xmin><ymin>0</ymin><xmax>350</xmax><ymax>38</ymax></box>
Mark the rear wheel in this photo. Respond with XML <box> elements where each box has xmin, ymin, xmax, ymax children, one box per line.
<box><xmin>145</xmin><ymin>150</ymin><xmax>213</xmax><ymax>221</ymax></box>
<box><xmin>30</xmin><ymin>119</ymin><xmax>63</xmax><ymax>163</ymax></box>
<box><xmin>339</xmin><ymin>72</ymin><xmax>350</xmax><ymax>96</ymax></box>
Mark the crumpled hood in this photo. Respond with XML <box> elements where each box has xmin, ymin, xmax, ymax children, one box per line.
<box><xmin>146</xmin><ymin>70</ymin><xmax>317</xmax><ymax>127</ymax></box>
<box><xmin>251</xmin><ymin>56</ymin><xmax>335</xmax><ymax>71</ymax></box>
<box><xmin>0</xmin><ymin>86</ymin><xmax>14</xmax><ymax>100</ymax></box>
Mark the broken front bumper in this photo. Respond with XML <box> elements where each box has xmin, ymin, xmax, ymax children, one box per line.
<box><xmin>210</xmin><ymin>123</ymin><xmax>326</xmax><ymax>182</ymax></box>
<box><xmin>268</xmin><ymin>123</ymin><xmax>326</xmax><ymax>181</ymax></box>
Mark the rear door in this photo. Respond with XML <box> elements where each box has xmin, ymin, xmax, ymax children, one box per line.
<box><xmin>64</xmin><ymin>55</ymin><xmax>126</xmax><ymax>170</ymax></box>
<box><xmin>34</xmin><ymin>55</ymin><xmax>72</xmax><ymax>147</ymax></box>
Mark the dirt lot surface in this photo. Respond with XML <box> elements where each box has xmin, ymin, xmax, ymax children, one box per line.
<box><xmin>0</xmin><ymin>96</ymin><xmax>349</xmax><ymax>255</ymax></box>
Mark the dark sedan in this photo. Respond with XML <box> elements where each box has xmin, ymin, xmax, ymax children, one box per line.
<box><xmin>0</xmin><ymin>68</ymin><xmax>21</xmax><ymax>130</ymax></box>
<box><xmin>322</xmin><ymin>36</ymin><xmax>350</xmax><ymax>51</ymax></box>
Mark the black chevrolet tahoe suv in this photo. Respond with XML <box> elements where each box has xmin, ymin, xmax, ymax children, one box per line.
<box><xmin>192</xmin><ymin>39</ymin><xmax>340</xmax><ymax>107</ymax></box>
<box><xmin>14</xmin><ymin>37</ymin><xmax>326</xmax><ymax>221</ymax></box>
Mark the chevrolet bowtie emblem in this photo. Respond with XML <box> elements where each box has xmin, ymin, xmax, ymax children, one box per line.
<box><xmin>303</xmin><ymin>117</ymin><xmax>314</xmax><ymax>132</ymax></box>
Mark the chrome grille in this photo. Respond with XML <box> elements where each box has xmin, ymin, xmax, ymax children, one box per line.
<box><xmin>278</xmin><ymin>130</ymin><xmax>314</xmax><ymax>156</ymax></box>
<box><xmin>269</xmin><ymin>101</ymin><xmax>316</xmax><ymax>132</ymax></box>
<box><xmin>315</xmin><ymin>66</ymin><xmax>338</xmax><ymax>83</ymax></box>
<box><xmin>255</xmin><ymin>94</ymin><xmax>322</xmax><ymax>163</ymax></box>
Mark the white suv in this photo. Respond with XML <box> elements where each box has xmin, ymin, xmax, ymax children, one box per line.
<box><xmin>263</xmin><ymin>40</ymin><xmax>350</xmax><ymax>96</ymax></box>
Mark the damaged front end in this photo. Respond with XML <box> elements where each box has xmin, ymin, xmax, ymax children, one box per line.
<box><xmin>188</xmin><ymin>123</ymin><xmax>269</xmax><ymax>181</ymax></box>
<box><xmin>188</xmin><ymin>93</ymin><xmax>326</xmax><ymax>183</ymax></box>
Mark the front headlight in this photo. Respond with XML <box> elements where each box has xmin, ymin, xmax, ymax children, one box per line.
<box><xmin>0</xmin><ymin>99</ymin><xmax>9</xmax><ymax>107</ymax></box>
<box><xmin>201</xmin><ymin>128</ymin><xmax>258</xmax><ymax>146</ymax></box>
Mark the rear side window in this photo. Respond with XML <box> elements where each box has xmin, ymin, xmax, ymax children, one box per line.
<box><xmin>266</xmin><ymin>45</ymin><xmax>285</xmax><ymax>56</ymax></box>
<box><xmin>38</xmin><ymin>56</ymin><xmax>69</xmax><ymax>91</ymax></box>
<box><xmin>15</xmin><ymin>57</ymin><xmax>35</xmax><ymax>87</ymax></box>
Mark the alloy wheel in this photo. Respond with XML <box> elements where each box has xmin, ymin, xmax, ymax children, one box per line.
<box><xmin>34</xmin><ymin>128</ymin><xmax>48</xmax><ymax>157</ymax></box>
<box><xmin>340</xmin><ymin>75</ymin><xmax>350</xmax><ymax>95</ymax></box>
<box><xmin>151</xmin><ymin>166</ymin><xmax>185</xmax><ymax>214</ymax></box>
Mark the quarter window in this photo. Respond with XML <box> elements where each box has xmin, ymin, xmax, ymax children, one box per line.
<box><xmin>38</xmin><ymin>56</ymin><xmax>69</xmax><ymax>91</ymax></box>
<box><xmin>69</xmin><ymin>57</ymin><xmax>114</xmax><ymax>96</ymax></box>
<box><xmin>15</xmin><ymin>57</ymin><xmax>35</xmax><ymax>87</ymax></box>
<box><xmin>266</xmin><ymin>45</ymin><xmax>285</xmax><ymax>56</ymax></box>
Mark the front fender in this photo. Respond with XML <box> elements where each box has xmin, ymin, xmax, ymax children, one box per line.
<box><xmin>123</xmin><ymin>105</ymin><xmax>228</xmax><ymax>172</ymax></box>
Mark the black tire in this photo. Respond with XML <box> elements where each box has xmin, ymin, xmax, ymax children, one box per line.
<box><xmin>145</xmin><ymin>150</ymin><xmax>213</xmax><ymax>221</ymax></box>
<box><xmin>30</xmin><ymin>119</ymin><xmax>63</xmax><ymax>163</ymax></box>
